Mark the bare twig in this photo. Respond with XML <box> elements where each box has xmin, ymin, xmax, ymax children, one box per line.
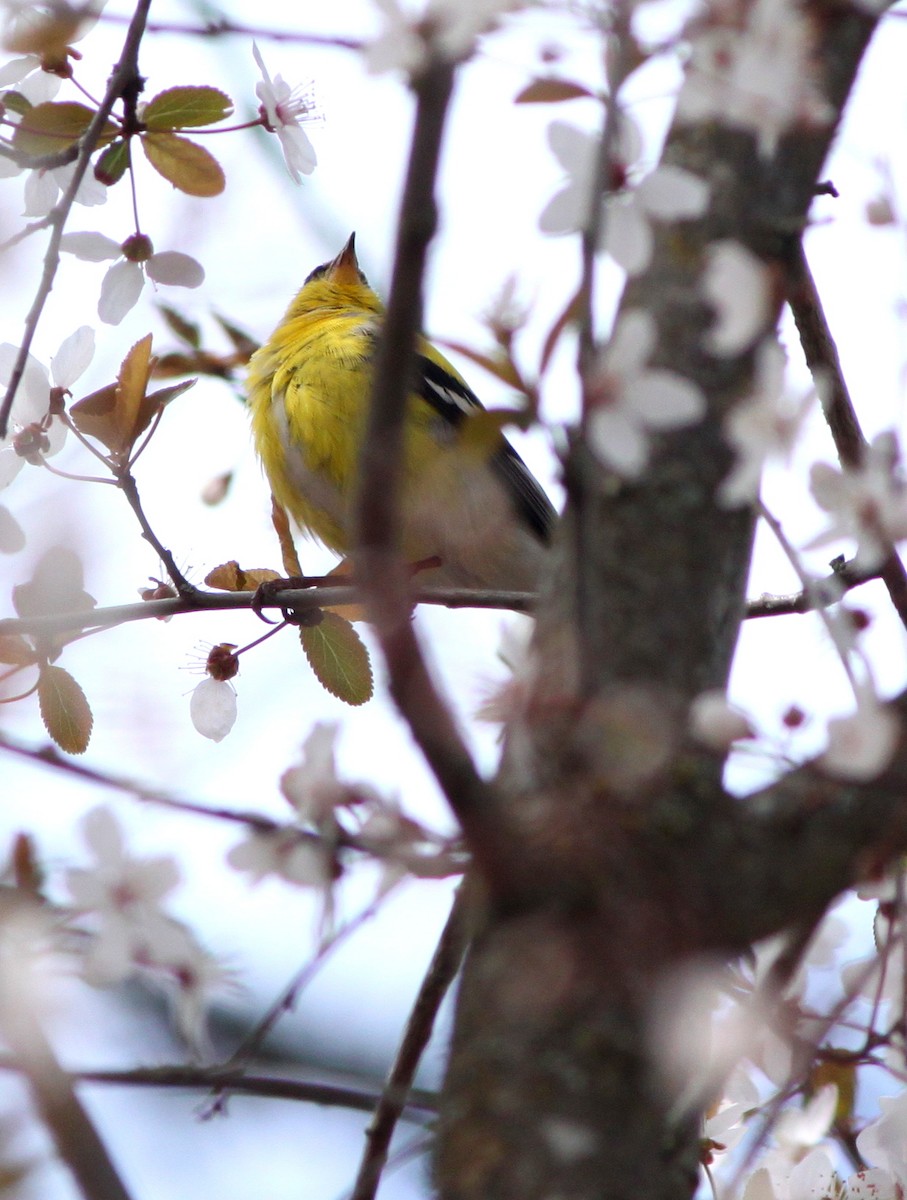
<box><xmin>97</xmin><ymin>13</ymin><xmax>362</xmax><ymax>49</ymax></box>
<box><xmin>353</xmin><ymin>56</ymin><xmax>523</xmax><ymax>897</ymax></box>
<box><xmin>0</xmin><ymin>584</ymin><xmax>536</xmax><ymax>640</ymax></box>
<box><xmin>0</xmin><ymin>942</ymin><xmax>135</xmax><ymax>1200</ymax></box>
<box><xmin>0</xmin><ymin>0</ymin><xmax>153</xmax><ymax>438</ymax></box>
<box><xmin>0</xmin><ymin>1057</ymin><xmax>436</xmax><ymax>1117</ymax></box>
<box><xmin>786</xmin><ymin>240</ymin><xmax>907</xmax><ymax>630</ymax></box>
<box><xmin>208</xmin><ymin>891</ymin><xmax>402</xmax><ymax>1114</ymax></box>
<box><xmin>744</xmin><ymin>557</ymin><xmax>880</xmax><ymax>618</ymax></box>
<box><xmin>351</xmin><ymin>883</ymin><xmax>471</xmax><ymax>1200</ymax></box>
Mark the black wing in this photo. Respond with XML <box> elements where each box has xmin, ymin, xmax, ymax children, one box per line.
<box><xmin>417</xmin><ymin>355</ymin><xmax>556</xmax><ymax>544</ymax></box>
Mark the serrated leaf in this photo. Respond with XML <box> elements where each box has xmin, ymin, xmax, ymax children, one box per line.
<box><xmin>301</xmin><ymin>612</ymin><xmax>373</xmax><ymax>706</ymax></box>
<box><xmin>141</xmin><ymin>131</ymin><xmax>225</xmax><ymax>197</ymax></box>
<box><xmin>205</xmin><ymin>561</ymin><xmax>280</xmax><ymax>591</ymax></box>
<box><xmin>94</xmin><ymin>139</ymin><xmax>129</xmax><ymax>186</ymax></box>
<box><xmin>324</xmin><ymin>559</ymin><xmax>366</xmax><ymax>622</ymax></box>
<box><xmin>70</xmin><ymin>334</ymin><xmax>156</xmax><ymax>457</ymax></box>
<box><xmin>158</xmin><ymin>304</ymin><xmax>201</xmax><ymax>349</ymax></box>
<box><xmin>514</xmin><ymin>79</ymin><xmax>596</xmax><ymax>104</ymax></box>
<box><xmin>38</xmin><ymin>664</ymin><xmax>92</xmax><ymax>754</ymax></box>
<box><xmin>143</xmin><ymin>85</ymin><xmax>234</xmax><ymax>130</ymax></box>
<box><xmin>13</xmin><ymin>101</ymin><xmax>116</xmax><ymax>156</ymax></box>
<box><xmin>131</xmin><ymin>377</ymin><xmax>196</xmax><ymax>445</ymax></box>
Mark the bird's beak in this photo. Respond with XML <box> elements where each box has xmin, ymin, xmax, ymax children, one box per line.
<box><xmin>325</xmin><ymin>233</ymin><xmax>361</xmax><ymax>286</ymax></box>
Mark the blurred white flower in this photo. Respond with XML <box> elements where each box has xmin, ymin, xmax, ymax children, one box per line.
<box><xmin>677</xmin><ymin>0</ymin><xmax>833</xmax><ymax>157</ymax></box>
<box><xmin>586</xmin><ymin>309</ymin><xmax>705</xmax><ymax>476</ymax></box>
<box><xmin>857</xmin><ymin>1093</ymin><xmax>907</xmax><ymax>1190</ymax></box>
<box><xmin>719</xmin><ymin>340</ymin><xmax>813</xmax><ymax>506</ymax></box>
<box><xmin>66</xmin><ymin>806</ymin><xmax>185</xmax><ymax>984</ymax></box>
<box><xmin>604</xmin><ymin>164</ymin><xmax>709</xmax><ymax>276</ymax></box>
<box><xmin>702</xmin><ymin>241</ymin><xmax>772</xmax><ymax>356</ymax></box>
<box><xmin>281</xmin><ymin>722</ymin><xmax>380</xmax><ymax>824</ymax></box>
<box><xmin>689</xmin><ymin>689</ymin><xmax>755</xmax><ymax>750</ymax></box>
<box><xmin>226</xmin><ymin>827</ymin><xmax>332</xmax><ymax>889</ymax></box>
<box><xmin>774</xmin><ymin>1086</ymin><xmax>838</xmax><ymax>1154</ymax></box>
<box><xmin>253</xmin><ymin>42</ymin><xmax>317</xmax><ymax>182</ymax></box>
<box><xmin>365</xmin><ymin>0</ymin><xmax>524</xmax><ymax>75</ymax></box>
<box><xmin>820</xmin><ymin>695</ymin><xmax>899</xmax><ymax>782</ymax></box>
<box><xmin>807</xmin><ymin>433</ymin><xmax>907</xmax><ymax>570</ymax></box>
<box><xmin>540</xmin><ymin>118</ymin><xmax>643</xmax><ymax>231</ymax></box>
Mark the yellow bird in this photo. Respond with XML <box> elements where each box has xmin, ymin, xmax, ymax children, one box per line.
<box><xmin>247</xmin><ymin>234</ymin><xmax>555</xmax><ymax>591</ymax></box>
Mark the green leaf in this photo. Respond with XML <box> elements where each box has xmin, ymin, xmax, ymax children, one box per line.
<box><xmin>141</xmin><ymin>130</ymin><xmax>225</xmax><ymax>196</ymax></box>
<box><xmin>13</xmin><ymin>101</ymin><xmax>116</xmax><ymax>156</ymax></box>
<box><xmin>38</xmin><ymin>664</ymin><xmax>93</xmax><ymax>754</ymax></box>
<box><xmin>143</xmin><ymin>85</ymin><xmax>234</xmax><ymax>130</ymax></box>
<box><xmin>301</xmin><ymin>612</ymin><xmax>373</xmax><ymax>706</ymax></box>
<box><xmin>94</xmin><ymin>139</ymin><xmax>129</xmax><ymax>186</ymax></box>
<box><xmin>514</xmin><ymin>79</ymin><xmax>596</xmax><ymax>104</ymax></box>
<box><xmin>2</xmin><ymin>90</ymin><xmax>31</xmax><ymax>117</ymax></box>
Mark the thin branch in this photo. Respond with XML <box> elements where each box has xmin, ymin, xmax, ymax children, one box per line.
<box><xmin>210</xmin><ymin>892</ymin><xmax>402</xmax><ymax>1112</ymax></box>
<box><xmin>353</xmin><ymin>56</ymin><xmax>526</xmax><ymax>900</ymax></box>
<box><xmin>0</xmin><ymin>729</ymin><xmax>283</xmax><ymax>829</ymax></box>
<box><xmin>0</xmin><ymin>1057</ymin><xmax>436</xmax><ymax>1117</ymax></box>
<box><xmin>0</xmin><ymin>0</ymin><xmax>153</xmax><ymax>438</ymax></box>
<box><xmin>744</xmin><ymin>557</ymin><xmax>880</xmax><ymax>618</ymax></box>
<box><xmin>0</xmin><ymin>584</ymin><xmax>536</xmax><ymax>640</ymax></box>
<box><xmin>351</xmin><ymin>883</ymin><xmax>471</xmax><ymax>1200</ymax></box>
<box><xmin>0</xmin><ymin>956</ymin><xmax>135</xmax><ymax>1200</ymax></box>
<box><xmin>786</xmin><ymin>239</ymin><xmax>907</xmax><ymax>630</ymax></box>
<box><xmin>117</xmin><ymin>469</ymin><xmax>198</xmax><ymax>596</ymax></box>
<box><xmin>97</xmin><ymin>13</ymin><xmax>362</xmax><ymax>49</ymax></box>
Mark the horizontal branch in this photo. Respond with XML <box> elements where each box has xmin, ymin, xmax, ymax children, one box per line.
<box><xmin>0</xmin><ymin>584</ymin><xmax>536</xmax><ymax>640</ymax></box>
<box><xmin>0</xmin><ymin>1057</ymin><xmax>436</xmax><ymax>1116</ymax></box>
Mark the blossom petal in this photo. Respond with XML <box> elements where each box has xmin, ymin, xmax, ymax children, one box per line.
<box><xmin>146</xmin><ymin>251</ymin><xmax>204</xmax><ymax>288</ymax></box>
<box><xmin>190</xmin><ymin>677</ymin><xmax>237</xmax><ymax>742</ymax></box>
<box><xmin>98</xmin><ymin>260</ymin><xmax>144</xmax><ymax>325</ymax></box>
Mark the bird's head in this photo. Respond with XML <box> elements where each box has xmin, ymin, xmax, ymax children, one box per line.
<box><xmin>289</xmin><ymin>233</ymin><xmax>380</xmax><ymax>317</ymax></box>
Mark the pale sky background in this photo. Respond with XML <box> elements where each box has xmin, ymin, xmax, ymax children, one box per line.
<box><xmin>2</xmin><ymin>1</ymin><xmax>907</xmax><ymax>1197</ymax></box>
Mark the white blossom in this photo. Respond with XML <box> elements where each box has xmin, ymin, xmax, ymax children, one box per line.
<box><xmin>807</xmin><ymin>433</ymin><xmax>907</xmax><ymax>570</ymax></box>
<box><xmin>774</xmin><ymin>1086</ymin><xmax>838</xmax><ymax>1154</ymax></box>
<box><xmin>190</xmin><ymin>677</ymin><xmax>237</xmax><ymax>742</ymax></box>
<box><xmin>586</xmin><ymin>309</ymin><xmax>706</xmax><ymax>476</ymax></box>
<box><xmin>604</xmin><ymin>164</ymin><xmax>709</xmax><ymax>276</ymax></box>
<box><xmin>676</xmin><ymin>0</ymin><xmax>833</xmax><ymax>157</ymax></box>
<box><xmin>61</xmin><ymin>231</ymin><xmax>204</xmax><ymax>325</ymax></box>
<box><xmin>66</xmin><ymin>806</ymin><xmax>185</xmax><ymax>985</ymax></box>
<box><xmin>22</xmin><ymin>159</ymin><xmax>106</xmax><ymax>218</ymax></box>
<box><xmin>252</xmin><ymin>42</ymin><xmax>317</xmax><ymax>182</ymax></box>
<box><xmin>702</xmin><ymin>241</ymin><xmax>772</xmax><ymax>356</ymax></box>
<box><xmin>689</xmin><ymin>689</ymin><xmax>755</xmax><ymax>750</ymax></box>
<box><xmin>820</xmin><ymin>695</ymin><xmax>900</xmax><ymax>782</ymax></box>
<box><xmin>857</xmin><ymin>1093</ymin><xmax>907</xmax><ymax>1190</ymax></box>
<box><xmin>365</xmin><ymin>0</ymin><xmax>524</xmax><ymax>75</ymax></box>
<box><xmin>0</xmin><ymin>327</ymin><xmax>93</xmax><ymax>489</ymax></box>
<box><xmin>226</xmin><ymin>826</ymin><xmax>332</xmax><ymax>889</ymax></box>
<box><xmin>719</xmin><ymin>340</ymin><xmax>813</xmax><ymax>506</ymax></box>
